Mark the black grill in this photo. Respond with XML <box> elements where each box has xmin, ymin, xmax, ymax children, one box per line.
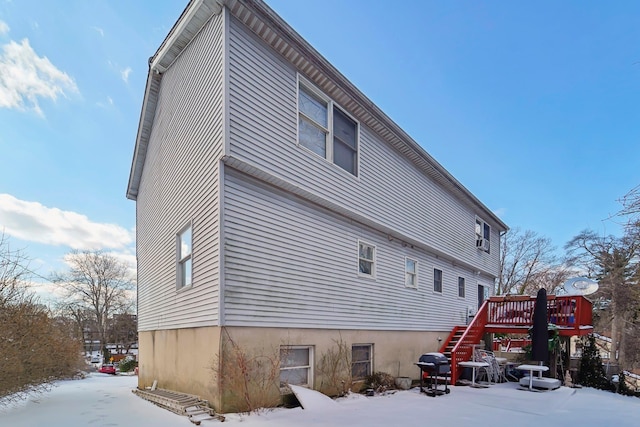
<box><xmin>415</xmin><ymin>352</ymin><xmax>451</xmax><ymax>396</ymax></box>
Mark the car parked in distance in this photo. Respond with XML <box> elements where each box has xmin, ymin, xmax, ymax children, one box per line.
<box><xmin>98</xmin><ymin>364</ymin><xmax>117</xmax><ymax>375</ymax></box>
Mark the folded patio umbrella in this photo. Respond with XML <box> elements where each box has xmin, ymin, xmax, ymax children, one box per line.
<box><xmin>531</xmin><ymin>288</ymin><xmax>549</xmax><ymax>363</ymax></box>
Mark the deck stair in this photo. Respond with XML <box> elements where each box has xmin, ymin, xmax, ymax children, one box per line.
<box><xmin>439</xmin><ymin>326</ymin><xmax>468</xmax><ymax>361</ymax></box>
<box><xmin>133</xmin><ymin>387</ymin><xmax>225</xmax><ymax>424</ymax></box>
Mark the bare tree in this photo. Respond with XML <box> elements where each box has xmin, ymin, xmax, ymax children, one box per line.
<box><xmin>616</xmin><ymin>184</ymin><xmax>640</xmax><ymax>369</ymax></box>
<box><xmin>54</xmin><ymin>301</ymin><xmax>92</xmax><ymax>353</ymax></box>
<box><xmin>107</xmin><ymin>313</ymin><xmax>138</xmax><ymax>355</ymax></box>
<box><xmin>565</xmin><ymin>230</ymin><xmax>640</xmax><ymax>369</ymax></box>
<box><xmin>1</xmin><ymin>235</ymin><xmax>83</xmax><ymax>404</ymax></box>
<box><xmin>498</xmin><ymin>228</ymin><xmax>572</xmax><ymax>295</ymax></box>
<box><xmin>52</xmin><ymin>250</ymin><xmax>135</xmax><ymax>361</ymax></box>
<box><xmin>0</xmin><ymin>233</ymin><xmax>31</xmax><ymax>307</ymax></box>
<box><xmin>618</xmin><ymin>184</ymin><xmax>640</xmax><ymax>218</ymax></box>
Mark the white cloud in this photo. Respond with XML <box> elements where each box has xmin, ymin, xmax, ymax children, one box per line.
<box><xmin>32</xmin><ymin>280</ymin><xmax>68</xmax><ymax>304</ymax></box>
<box><xmin>0</xmin><ymin>38</ymin><xmax>79</xmax><ymax>116</ymax></box>
<box><xmin>0</xmin><ymin>193</ymin><xmax>134</xmax><ymax>251</ymax></box>
<box><xmin>97</xmin><ymin>96</ymin><xmax>114</xmax><ymax>108</ymax></box>
<box><xmin>0</xmin><ymin>20</ymin><xmax>9</xmax><ymax>35</ymax></box>
<box><xmin>92</xmin><ymin>26</ymin><xmax>104</xmax><ymax>37</ymax></box>
<box><xmin>493</xmin><ymin>207</ymin><xmax>507</xmax><ymax>219</ymax></box>
<box><xmin>121</xmin><ymin>66</ymin><xmax>132</xmax><ymax>83</ymax></box>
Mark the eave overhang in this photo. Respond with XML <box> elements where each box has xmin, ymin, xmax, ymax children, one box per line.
<box><xmin>126</xmin><ymin>0</ymin><xmax>224</xmax><ymax>200</ymax></box>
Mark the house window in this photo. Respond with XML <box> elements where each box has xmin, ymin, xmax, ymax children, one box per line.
<box><xmin>280</xmin><ymin>346</ymin><xmax>313</xmax><ymax>387</ymax></box>
<box><xmin>298</xmin><ymin>80</ymin><xmax>358</xmax><ymax>175</ymax></box>
<box><xmin>475</xmin><ymin>217</ymin><xmax>490</xmax><ymax>253</ymax></box>
<box><xmin>433</xmin><ymin>268</ymin><xmax>443</xmax><ymax>293</ymax></box>
<box><xmin>405</xmin><ymin>257</ymin><xmax>418</xmax><ymax>289</ymax></box>
<box><xmin>358</xmin><ymin>241</ymin><xmax>375</xmax><ymax>277</ymax></box>
<box><xmin>177</xmin><ymin>224</ymin><xmax>192</xmax><ymax>288</ymax></box>
<box><xmin>458</xmin><ymin>277</ymin><xmax>465</xmax><ymax>298</ymax></box>
<box><xmin>352</xmin><ymin>344</ymin><xmax>372</xmax><ymax>379</ymax></box>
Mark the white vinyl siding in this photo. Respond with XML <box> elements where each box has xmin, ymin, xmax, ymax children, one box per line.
<box><xmin>223</xmin><ymin>171</ymin><xmax>481</xmax><ymax>331</ymax></box>
<box><xmin>226</xmin><ymin>16</ymin><xmax>501</xmax><ymax>277</ymax></box>
<box><xmin>136</xmin><ymin>13</ymin><xmax>224</xmax><ymax>332</ymax></box>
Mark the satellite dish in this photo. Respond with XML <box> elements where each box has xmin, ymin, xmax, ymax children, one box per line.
<box><xmin>561</xmin><ymin>277</ymin><xmax>599</xmax><ymax>296</ymax></box>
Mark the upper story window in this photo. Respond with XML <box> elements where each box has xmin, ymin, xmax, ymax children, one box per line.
<box><xmin>298</xmin><ymin>79</ymin><xmax>358</xmax><ymax>176</ymax></box>
<box><xmin>358</xmin><ymin>241</ymin><xmax>375</xmax><ymax>277</ymax></box>
<box><xmin>405</xmin><ymin>257</ymin><xmax>418</xmax><ymax>289</ymax></box>
<box><xmin>177</xmin><ymin>224</ymin><xmax>192</xmax><ymax>289</ymax></box>
<box><xmin>475</xmin><ymin>217</ymin><xmax>490</xmax><ymax>253</ymax></box>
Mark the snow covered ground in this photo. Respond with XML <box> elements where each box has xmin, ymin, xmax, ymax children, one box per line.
<box><xmin>1</xmin><ymin>373</ymin><xmax>639</xmax><ymax>427</ymax></box>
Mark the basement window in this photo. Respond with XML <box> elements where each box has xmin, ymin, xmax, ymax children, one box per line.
<box><xmin>352</xmin><ymin>344</ymin><xmax>373</xmax><ymax>379</ymax></box>
<box><xmin>280</xmin><ymin>346</ymin><xmax>313</xmax><ymax>387</ymax></box>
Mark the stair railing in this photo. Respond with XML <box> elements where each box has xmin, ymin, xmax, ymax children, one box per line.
<box><xmin>449</xmin><ymin>299</ymin><xmax>489</xmax><ymax>384</ymax></box>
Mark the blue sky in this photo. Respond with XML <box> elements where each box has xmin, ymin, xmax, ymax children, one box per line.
<box><xmin>1</xmin><ymin>1</ymin><xmax>638</xmax><ymax>299</ymax></box>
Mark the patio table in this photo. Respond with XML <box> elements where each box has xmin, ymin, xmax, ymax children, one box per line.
<box><xmin>516</xmin><ymin>364</ymin><xmax>548</xmax><ymax>391</ymax></box>
<box><xmin>458</xmin><ymin>361</ymin><xmax>490</xmax><ymax>388</ymax></box>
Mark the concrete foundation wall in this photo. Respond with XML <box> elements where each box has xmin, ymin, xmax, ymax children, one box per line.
<box><xmin>138</xmin><ymin>326</ymin><xmax>447</xmax><ymax>413</ymax></box>
<box><xmin>138</xmin><ymin>327</ymin><xmax>222</xmax><ymax>408</ymax></box>
<box><xmin>224</xmin><ymin>326</ymin><xmax>445</xmax><ymax>379</ymax></box>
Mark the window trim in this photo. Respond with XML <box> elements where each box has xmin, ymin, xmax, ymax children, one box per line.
<box><xmin>177</xmin><ymin>223</ymin><xmax>193</xmax><ymax>290</ymax></box>
<box><xmin>404</xmin><ymin>257</ymin><xmax>418</xmax><ymax>289</ymax></box>
<box><xmin>458</xmin><ymin>276</ymin><xmax>466</xmax><ymax>298</ymax></box>
<box><xmin>351</xmin><ymin>343</ymin><xmax>373</xmax><ymax>380</ymax></box>
<box><xmin>279</xmin><ymin>345</ymin><xmax>314</xmax><ymax>388</ymax></box>
<box><xmin>297</xmin><ymin>75</ymin><xmax>359</xmax><ymax>176</ymax></box>
<box><xmin>433</xmin><ymin>268</ymin><xmax>443</xmax><ymax>294</ymax></box>
<box><xmin>358</xmin><ymin>240</ymin><xmax>376</xmax><ymax>278</ymax></box>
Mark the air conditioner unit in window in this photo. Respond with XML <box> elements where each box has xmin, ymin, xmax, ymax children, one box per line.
<box><xmin>476</xmin><ymin>238</ymin><xmax>489</xmax><ymax>251</ymax></box>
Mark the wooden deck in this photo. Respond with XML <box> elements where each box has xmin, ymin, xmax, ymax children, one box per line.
<box><xmin>440</xmin><ymin>294</ymin><xmax>593</xmax><ymax>384</ymax></box>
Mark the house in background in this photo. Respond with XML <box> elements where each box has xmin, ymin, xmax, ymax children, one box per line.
<box><xmin>126</xmin><ymin>0</ymin><xmax>507</xmax><ymax>411</ymax></box>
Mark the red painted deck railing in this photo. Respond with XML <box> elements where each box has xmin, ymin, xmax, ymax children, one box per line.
<box><xmin>486</xmin><ymin>294</ymin><xmax>593</xmax><ymax>333</ymax></box>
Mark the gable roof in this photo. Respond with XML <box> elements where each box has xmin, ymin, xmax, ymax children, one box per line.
<box><xmin>127</xmin><ymin>0</ymin><xmax>507</xmax><ymax>232</ymax></box>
